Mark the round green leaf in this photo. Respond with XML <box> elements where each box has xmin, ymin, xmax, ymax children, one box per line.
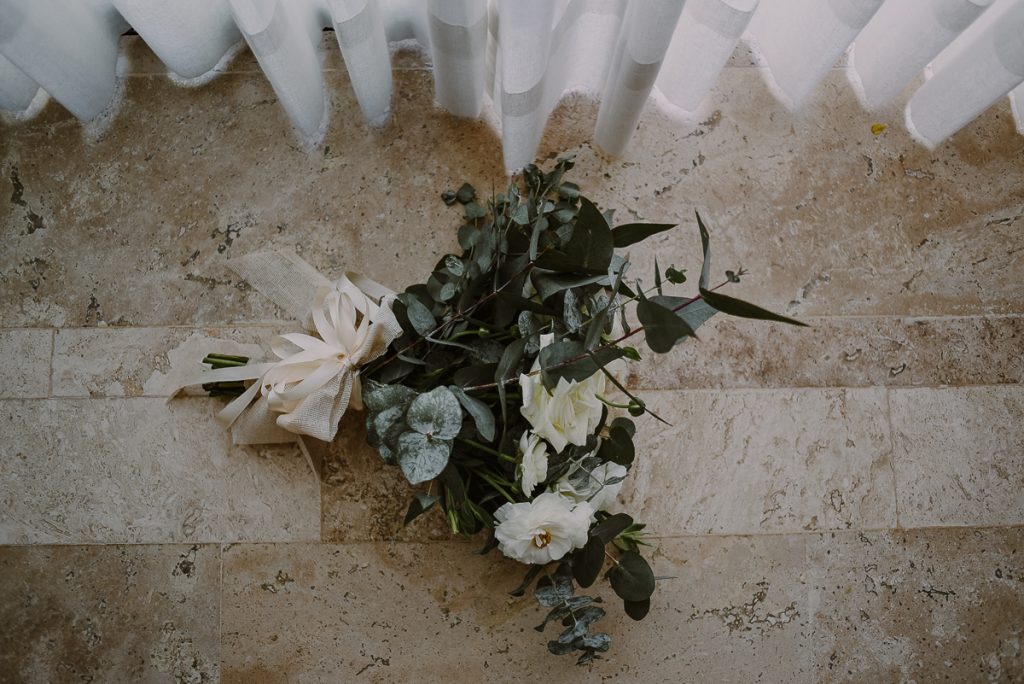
<box><xmin>572</xmin><ymin>536</ymin><xmax>605</xmax><ymax>589</ymax></box>
<box><xmin>623</xmin><ymin>598</ymin><xmax>650</xmax><ymax>621</ymax></box>
<box><xmin>396</xmin><ymin>431</ymin><xmax>452</xmax><ymax>484</ymax></box>
<box><xmin>406</xmin><ymin>386</ymin><xmax>463</xmax><ymax>439</ymax></box>
<box><xmin>608</xmin><ymin>551</ymin><xmax>655</xmax><ymax>602</ymax></box>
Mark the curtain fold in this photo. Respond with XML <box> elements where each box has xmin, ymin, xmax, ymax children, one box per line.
<box><xmin>2</xmin><ymin>0</ymin><xmax>1022</xmax><ymax>170</ymax></box>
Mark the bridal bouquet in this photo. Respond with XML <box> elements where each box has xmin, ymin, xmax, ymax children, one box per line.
<box><xmin>188</xmin><ymin>157</ymin><xmax>804</xmax><ymax>665</ymax></box>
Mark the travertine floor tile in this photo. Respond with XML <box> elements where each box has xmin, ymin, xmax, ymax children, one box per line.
<box><xmin>52</xmin><ymin>325</ymin><xmax>279</xmax><ymax>397</ymax></box>
<box><xmin>0</xmin><ymin>398</ymin><xmax>319</xmax><ymax>544</ymax></box>
<box><xmin>220</xmin><ymin>535</ymin><xmax>810</xmax><ymax>683</ymax></box>
<box><xmin>0</xmin><ymin>329</ymin><xmax>52</xmax><ymax>398</ymax></box>
<box><xmin>628</xmin><ymin>315</ymin><xmax>1024</xmax><ymax>390</ymax></box>
<box><xmin>0</xmin><ymin>543</ymin><xmax>220</xmax><ymax>683</ymax></box>
<box><xmin>539</xmin><ymin>72</ymin><xmax>1024</xmax><ymax>318</ymax></box>
<box><xmin>808</xmin><ymin>528</ymin><xmax>1024</xmax><ymax>683</ymax></box>
<box><xmin>4</xmin><ymin>49</ymin><xmax>1022</xmax><ymax>330</ymax></box>
<box><xmin>620</xmin><ymin>389</ymin><xmax>896</xmax><ymax>535</ymax></box>
<box><xmin>890</xmin><ymin>386</ymin><xmax>1024</xmax><ymax>528</ymax></box>
<box><xmin>317</xmin><ymin>412</ymin><xmax>454</xmax><ymax>542</ymax></box>
<box><xmin>0</xmin><ymin>65</ymin><xmax>495</xmax><ymax>329</ymax></box>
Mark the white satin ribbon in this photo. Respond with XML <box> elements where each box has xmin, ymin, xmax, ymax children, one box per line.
<box><xmin>174</xmin><ymin>253</ymin><xmax>401</xmax><ymax>445</ymax></box>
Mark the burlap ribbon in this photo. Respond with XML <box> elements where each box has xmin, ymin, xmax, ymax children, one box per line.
<box><xmin>173</xmin><ymin>250</ymin><xmax>401</xmax><ymax>446</ymax></box>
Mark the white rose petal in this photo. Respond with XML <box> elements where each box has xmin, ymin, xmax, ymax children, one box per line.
<box><xmin>519</xmin><ymin>336</ymin><xmax>606</xmax><ymax>453</ymax></box>
<box><xmin>518</xmin><ymin>431</ymin><xmax>549</xmax><ymax>497</ymax></box>
<box><xmin>556</xmin><ymin>461</ymin><xmax>628</xmax><ymax>512</ymax></box>
<box><xmin>493</xmin><ymin>492</ymin><xmax>594</xmax><ymax>565</ymax></box>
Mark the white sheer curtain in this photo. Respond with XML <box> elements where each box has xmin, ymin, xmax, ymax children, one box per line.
<box><xmin>2</xmin><ymin>0</ymin><xmax>1022</xmax><ymax>170</ymax></box>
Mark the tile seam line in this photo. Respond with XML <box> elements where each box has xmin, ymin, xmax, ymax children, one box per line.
<box><xmin>4</xmin><ymin>312</ymin><xmax>1024</xmax><ymax>332</ymax></box>
<box><xmin>8</xmin><ymin>382</ymin><xmax>1024</xmax><ymax>402</ymax></box>
<box><xmin>4</xmin><ymin>523</ymin><xmax>1023</xmax><ymax>548</ymax></box>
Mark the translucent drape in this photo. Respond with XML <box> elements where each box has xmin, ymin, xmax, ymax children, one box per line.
<box><xmin>2</xmin><ymin>0</ymin><xmax>1021</xmax><ymax>171</ymax></box>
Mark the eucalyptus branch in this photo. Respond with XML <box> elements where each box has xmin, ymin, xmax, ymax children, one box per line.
<box><xmin>460</xmin><ymin>279</ymin><xmax>732</xmax><ymax>394</ymax></box>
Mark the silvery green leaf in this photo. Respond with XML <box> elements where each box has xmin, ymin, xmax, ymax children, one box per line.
<box><xmin>534</xmin><ymin>574</ymin><xmax>574</xmax><ymax>607</ymax></box>
<box><xmin>563</xmin><ymin>289</ymin><xmax>583</xmax><ymax>333</ymax></box>
<box><xmin>370</xmin><ymin>404</ymin><xmax>408</xmax><ymax>456</ymax></box>
<box><xmin>402</xmin><ymin>294</ymin><xmax>436</xmax><ymax>335</ymax></box>
<box><xmin>581</xmin><ymin>633</ymin><xmax>611</xmax><ymax>651</ymax></box>
<box><xmin>444</xmin><ymin>255</ymin><xmax>465</xmax><ymax>276</ymax></box>
<box><xmin>362</xmin><ymin>383</ymin><xmax>417</xmax><ymax>413</ymax></box>
<box><xmin>406</xmin><ymin>386</ymin><xmax>463</xmax><ymax>439</ymax></box>
<box><xmin>449</xmin><ymin>386</ymin><xmax>496</xmax><ymax>442</ymax></box>
<box><xmin>397</xmin><ymin>431</ymin><xmax>452</xmax><ymax>484</ymax></box>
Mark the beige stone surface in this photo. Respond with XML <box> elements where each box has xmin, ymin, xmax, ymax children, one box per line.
<box><xmin>0</xmin><ymin>35</ymin><xmax>1021</xmax><ymax>682</ymax></box>
<box><xmin>628</xmin><ymin>314</ymin><xmax>1024</xmax><ymax>390</ymax></box>
<box><xmin>890</xmin><ymin>386</ymin><xmax>1024</xmax><ymax>528</ymax></box>
<box><xmin>808</xmin><ymin>528</ymin><xmax>1024</xmax><ymax>683</ymax></box>
<box><xmin>0</xmin><ymin>543</ymin><xmax>220</xmax><ymax>683</ymax></box>
<box><xmin>621</xmin><ymin>389</ymin><xmax>896</xmax><ymax>535</ymax></box>
<box><xmin>316</xmin><ymin>412</ymin><xmax>454</xmax><ymax>543</ymax></box>
<box><xmin>220</xmin><ymin>535</ymin><xmax>810</xmax><ymax>683</ymax></box>
<box><xmin>0</xmin><ymin>329</ymin><xmax>52</xmax><ymax>398</ymax></box>
<box><xmin>52</xmin><ymin>325</ymin><xmax>279</xmax><ymax>398</ymax></box>
<box><xmin>0</xmin><ymin>398</ymin><xmax>319</xmax><ymax>544</ymax></box>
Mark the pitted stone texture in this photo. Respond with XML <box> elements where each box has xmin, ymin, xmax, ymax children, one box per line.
<box><xmin>4</xmin><ymin>50</ymin><xmax>1023</xmax><ymax>330</ymax></box>
<box><xmin>0</xmin><ymin>398</ymin><xmax>319</xmax><ymax>544</ymax></box>
<box><xmin>0</xmin><ymin>329</ymin><xmax>52</xmax><ymax>398</ymax></box>
<box><xmin>0</xmin><ymin>64</ymin><xmax>496</xmax><ymax>329</ymax></box>
<box><xmin>220</xmin><ymin>535</ymin><xmax>810</xmax><ymax>683</ymax></box>
<box><xmin>52</xmin><ymin>325</ymin><xmax>280</xmax><ymax>398</ymax></box>
<box><xmin>620</xmin><ymin>389</ymin><xmax>895</xmax><ymax>535</ymax></box>
<box><xmin>317</xmin><ymin>412</ymin><xmax>454</xmax><ymax>542</ymax></box>
<box><xmin>808</xmin><ymin>528</ymin><xmax>1024</xmax><ymax>683</ymax></box>
<box><xmin>890</xmin><ymin>386</ymin><xmax>1024</xmax><ymax>528</ymax></box>
<box><xmin>627</xmin><ymin>315</ymin><xmax>1024</xmax><ymax>390</ymax></box>
<box><xmin>0</xmin><ymin>543</ymin><xmax>220</xmax><ymax>683</ymax></box>
<box><xmin>538</xmin><ymin>71</ymin><xmax>1024</xmax><ymax>318</ymax></box>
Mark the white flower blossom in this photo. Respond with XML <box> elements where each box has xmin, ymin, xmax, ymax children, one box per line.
<box><xmin>517</xmin><ymin>431</ymin><xmax>549</xmax><ymax>497</ymax></box>
<box><xmin>520</xmin><ymin>335</ymin><xmax>606</xmax><ymax>453</ymax></box>
<box><xmin>556</xmin><ymin>460</ymin><xmax>628</xmax><ymax>512</ymax></box>
<box><xmin>493</xmin><ymin>492</ymin><xmax>594</xmax><ymax>565</ymax></box>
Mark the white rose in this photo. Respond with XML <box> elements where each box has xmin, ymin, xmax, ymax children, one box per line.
<box><xmin>518</xmin><ymin>431</ymin><xmax>549</xmax><ymax>497</ymax></box>
<box><xmin>556</xmin><ymin>461</ymin><xmax>628</xmax><ymax>512</ymax></box>
<box><xmin>520</xmin><ymin>336</ymin><xmax>606</xmax><ymax>453</ymax></box>
<box><xmin>493</xmin><ymin>492</ymin><xmax>594</xmax><ymax>565</ymax></box>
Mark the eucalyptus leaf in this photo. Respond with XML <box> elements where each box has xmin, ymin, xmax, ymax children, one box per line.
<box><xmin>650</xmin><ymin>295</ymin><xmax>718</xmax><ymax>334</ymax></box>
<box><xmin>581</xmin><ymin>633</ymin><xmax>612</xmax><ymax>651</ymax></box>
<box><xmin>406</xmin><ymin>386</ymin><xmax>463</xmax><ymax>439</ymax></box>
<box><xmin>699</xmin><ymin>290</ymin><xmax>809</xmax><ymax>327</ymax></box>
<box><xmin>402</xmin><ymin>294</ymin><xmax>436</xmax><ymax>336</ymax></box>
<box><xmin>404</xmin><ymin>492</ymin><xmax>439</xmax><ymax>525</ymax></box>
<box><xmin>396</xmin><ymin>431</ymin><xmax>452</xmax><ymax>484</ymax></box>
<box><xmin>573</xmin><ymin>536</ymin><xmax>605</xmax><ymax>588</ymax></box>
<box><xmin>623</xmin><ymin>598</ymin><xmax>650</xmax><ymax>621</ymax></box>
<box><xmin>608</xmin><ymin>551</ymin><xmax>655</xmax><ymax>602</ymax></box>
<box><xmin>596</xmin><ymin>424</ymin><xmax>635</xmax><ymax>467</ymax></box>
<box><xmin>611</xmin><ymin>222</ymin><xmax>676</xmax><ymax>248</ymax></box>
<box><xmin>456</xmin><ymin>182</ymin><xmax>475</xmax><ymax>204</ymax></box>
<box><xmin>495</xmin><ymin>337</ymin><xmax>528</xmax><ymax>426</ymax></box>
<box><xmin>637</xmin><ymin>297</ymin><xmax>695</xmax><ymax>353</ymax></box>
<box><xmin>449</xmin><ymin>385</ymin><xmax>496</xmax><ymax>442</ymax></box>
<box><xmin>534</xmin><ymin>573</ymin><xmax>574</xmax><ymax>607</ymax></box>
<box><xmin>538</xmin><ymin>340</ymin><xmax>624</xmax><ymax>391</ymax></box>
<box><xmin>592</xmin><ymin>513</ymin><xmax>634</xmax><ymax>544</ymax></box>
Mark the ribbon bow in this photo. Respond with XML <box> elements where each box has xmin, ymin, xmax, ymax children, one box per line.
<box><xmin>174</xmin><ymin>251</ymin><xmax>401</xmax><ymax>445</ymax></box>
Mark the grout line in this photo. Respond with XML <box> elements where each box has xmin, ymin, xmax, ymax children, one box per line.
<box><xmin>218</xmin><ymin>543</ymin><xmax>224</xmax><ymax>673</ymax></box>
<box><xmin>2</xmin><ymin>522</ymin><xmax>1023</xmax><ymax>548</ymax></box>
<box><xmin>884</xmin><ymin>388</ymin><xmax>901</xmax><ymax>530</ymax></box>
<box><xmin>4</xmin><ymin>381</ymin><xmax>1022</xmax><ymax>403</ymax></box>
<box><xmin>47</xmin><ymin>328</ymin><xmax>55</xmax><ymax>399</ymax></box>
<box><xmin>3</xmin><ymin>312</ymin><xmax>1023</xmax><ymax>333</ymax></box>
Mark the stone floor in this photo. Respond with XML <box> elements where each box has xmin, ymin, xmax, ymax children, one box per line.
<box><xmin>1</xmin><ymin>37</ymin><xmax>1022</xmax><ymax>683</ymax></box>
